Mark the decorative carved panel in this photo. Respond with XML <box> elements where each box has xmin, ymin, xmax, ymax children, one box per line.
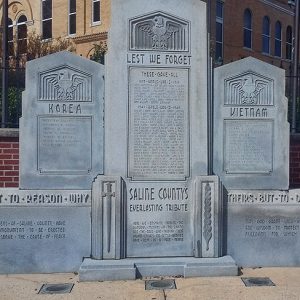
<box><xmin>129</xmin><ymin>11</ymin><xmax>190</xmax><ymax>52</ymax></box>
<box><xmin>39</xmin><ymin>66</ymin><xmax>92</xmax><ymax>102</ymax></box>
<box><xmin>224</xmin><ymin>72</ymin><xmax>274</xmax><ymax>106</ymax></box>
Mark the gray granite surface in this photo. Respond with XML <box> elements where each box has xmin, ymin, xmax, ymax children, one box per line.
<box><xmin>214</xmin><ymin>57</ymin><xmax>289</xmax><ymax>189</ymax></box>
<box><xmin>20</xmin><ymin>51</ymin><xmax>104</xmax><ymax>189</ymax></box>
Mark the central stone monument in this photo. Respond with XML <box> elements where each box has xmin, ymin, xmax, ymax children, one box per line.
<box><xmin>79</xmin><ymin>0</ymin><xmax>237</xmax><ymax>280</ymax></box>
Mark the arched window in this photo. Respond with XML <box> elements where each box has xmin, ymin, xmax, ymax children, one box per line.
<box><xmin>8</xmin><ymin>18</ymin><xmax>14</xmax><ymax>56</ymax></box>
<box><xmin>243</xmin><ymin>9</ymin><xmax>252</xmax><ymax>49</ymax></box>
<box><xmin>262</xmin><ymin>16</ymin><xmax>270</xmax><ymax>54</ymax></box>
<box><xmin>286</xmin><ymin>26</ymin><xmax>292</xmax><ymax>60</ymax></box>
<box><xmin>17</xmin><ymin>15</ymin><xmax>27</xmax><ymax>54</ymax></box>
<box><xmin>275</xmin><ymin>21</ymin><xmax>282</xmax><ymax>57</ymax></box>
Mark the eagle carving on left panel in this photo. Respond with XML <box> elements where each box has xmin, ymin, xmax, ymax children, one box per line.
<box><xmin>39</xmin><ymin>66</ymin><xmax>92</xmax><ymax>102</ymax></box>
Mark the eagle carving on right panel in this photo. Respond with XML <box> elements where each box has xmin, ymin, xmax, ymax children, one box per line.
<box><xmin>225</xmin><ymin>72</ymin><xmax>274</xmax><ymax>106</ymax></box>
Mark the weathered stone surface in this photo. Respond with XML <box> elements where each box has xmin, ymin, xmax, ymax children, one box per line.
<box><xmin>105</xmin><ymin>0</ymin><xmax>208</xmax><ymax>258</ymax></box>
<box><xmin>194</xmin><ymin>176</ymin><xmax>223</xmax><ymax>258</ymax></box>
<box><xmin>214</xmin><ymin>57</ymin><xmax>289</xmax><ymax>189</ymax></box>
<box><xmin>79</xmin><ymin>256</ymin><xmax>238</xmax><ymax>281</ymax></box>
<box><xmin>227</xmin><ymin>189</ymin><xmax>300</xmax><ymax>266</ymax></box>
<box><xmin>20</xmin><ymin>51</ymin><xmax>104</xmax><ymax>189</ymax></box>
<box><xmin>0</xmin><ymin>189</ymin><xmax>91</xmax><ymax>273</ymax></box>
<box><xmin>91</xmin><ymin>176</ymin><xmax>125</xmax><ymax>260</ymax></box>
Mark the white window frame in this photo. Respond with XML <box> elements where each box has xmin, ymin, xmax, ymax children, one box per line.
<box><xmin>92</xmin><ymin>0</ymin><xmax>101</xmax><ymax>25</ymax></box>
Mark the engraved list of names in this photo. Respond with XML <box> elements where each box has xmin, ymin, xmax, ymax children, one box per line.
<box><xmin>128</xmin><ymin>68</ymin><xmax>189</xmax><ymax>180</ymax></box>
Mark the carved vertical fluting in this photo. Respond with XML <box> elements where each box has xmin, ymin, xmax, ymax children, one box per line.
<box><xmin>203</xmin><ymin>182</ymin><xmax>212</xmax><ymax>251</ymax></box>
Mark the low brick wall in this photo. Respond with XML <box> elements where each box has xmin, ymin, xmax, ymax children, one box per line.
<box><xmin>0</xmin><ymin>129</ymin><xmax>19</xmax><ymax>188</ymax></box>
<box><xmin>1</xmin><ymin>129</ymin><xmax>300</xmax><ymax>188</ymax></box>
<box><xmin>290</xmin><ymin>134</ymin><xmax>300</xmax><ymax>188</ymax></box>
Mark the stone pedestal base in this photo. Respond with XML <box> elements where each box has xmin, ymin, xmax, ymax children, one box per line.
<box><xmin>79</xmin><ymin>256</ymin><xmax>238</xmax><ymax>281</ymax></box>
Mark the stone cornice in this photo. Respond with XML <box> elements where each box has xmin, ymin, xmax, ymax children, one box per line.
<box><xmin>72</xmin><ymin>32</ymin><xmax>108</xmax><ymax>44</ymax></box>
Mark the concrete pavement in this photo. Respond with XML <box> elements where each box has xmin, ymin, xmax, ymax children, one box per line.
<box><xmin>1</xmin><ymin>267</ymin><xmax>300</xmax><ymax>299</ymax></box>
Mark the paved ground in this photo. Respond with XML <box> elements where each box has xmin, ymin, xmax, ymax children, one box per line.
<box><xmin>1</xmin><ymin>267</ymin><xmax>300</xmax><ymax>300</ymax></box>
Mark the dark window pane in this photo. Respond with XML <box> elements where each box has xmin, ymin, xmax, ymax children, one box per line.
<box><xmin>215</xmin><ymin>42</ymin><xmax>223</xmax><ymax>60</ymax></box>
<box><xmin>43</xmin><ymin>19</ymin><xmax>52</xmax><ymax>39</ymax></box>
<box><xmin>262</xmin><ymin>36</ymin><xmax>270</xmax><ymax>53</ymax></box>
<box><xmin>93</xmin><ymin>1</ymin><xmax>100</xmax><ymax>22</ymax></box>
<box><xmin>286</xmin><ymin>26</ymin><xmax>292</xmax><ymax>60</ymax></box>
<box><xmin>42</xmin><ymin>0</ymin><xmax>52</xmax><ymax>20</ymax></box>
<box><xmin>275</xmin><ymin>40</ymin><xmax>281</xmax><ymax>57</ymax></box>
<box><xmin>18</xmin><ymin>24</ymin><xmax>27</xmax><ymax>39</ymax></box>
<box><xmin>286</xmin><ymin>26</ymin><xmax>292</xmax><ymax>42</ymax></box>
<box><xmin>275</xmin><ymin>21</ymin><xmax>281</xmax><ymax>38</ymax></box>
<box><xmin>244</xmin><ymin>29</ymin><xmax>252</xmax><ymax>48</ymax></box>
<box><xmin>18</xmin><ymin>15</ymin><xmax>27</xmax><ymax>23</ymax></box>
<box><xmin>70</xmin><ymin>0</ymin><xmax>76</xmax><ymax>13</ymax></box>
<box><xmin>216</xmin><ymin>22</ymin><xmax>222</xmax><ymax>42</ymax></box>
<box><xmin>244</xmin><ymin>9</ymin><xmax>252</xmax><ymax>29</ymax></box>
<box><xmin>263</xmin><ymin>16</ymin><xmax>270</xmax><ymax>35</ymax></box>
<box><xmin>286</xmin><ymin>44</ymin><xmax>292</xmax><ymax>60</ymax></box>
<box><xmin>8</xmin><ymin>26</ymin><xmax>13</xmax><ymax>41</ymax></box>
<box><xmin>18</xmin><ymin>39</ymin><xmax>27</xmax><ymax>54</ymax></box>
<box><xmin>216</xmin><ymin>1</ymin><xmax>223</xmax><ymax>18</ymax></box>
<box><xmin>8</xmin><ymin>42</ymin><xmax>14</xmax><ymax>56</ymax></box>
<box><xmin>69</xmin><ymin>14</ymin><xmax>76</xmax><ymax>34</ymax></box>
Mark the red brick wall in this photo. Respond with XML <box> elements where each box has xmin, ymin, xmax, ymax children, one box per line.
<box><xmin>290</xmin><ymin>135</ymin><xmax>300</xmax><ymax>188</ymax></box>
<box><xmin>0</xmin><ymin>137</ymin><xmax>19</xmax><ymax>188</ymax></box>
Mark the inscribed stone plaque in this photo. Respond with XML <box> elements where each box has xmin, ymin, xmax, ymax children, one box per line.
<box><xmin>128</xmin><ymin>67</ymin><xmax>189</xmax><ymax>180</ymax></box>
<box><xmin>105</xmin><ymin>0</ymin><xmax>208</xmax><ymax>257</ymax></box>
<box><xmin>0</xmin><ymin>188</ymin><xmax>91</xmax><ymax>273</ymax></box>
<box><xmin>224</xmin><ymin>119</ymin><xmax>273</xmax><ymax>174</ymax></box>
<box><xmin>227</xmin><ymin>189</ymin><xmax>300</xmax><ymax>266</ymax></box>
<box><xmin>38</xmin><ymin>116</ymin><xmax>92</xmax><ymax>174</ymax></box>
<box><xmin>20</xmin><ymin>51</ymin><xmax>104</xmax><ymax>189</ymax></box>
<box><xmin>214</xmin><ymin>57</ymin><xmax>289</xmax><ymax>189</ymax></box>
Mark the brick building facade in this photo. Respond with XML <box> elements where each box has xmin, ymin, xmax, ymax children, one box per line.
<box><xmin>209</xmin><ymin>0</ymin><xmax>295</xmax><ymax>72</ymax></box>
<box><xmin>0</xmin><ymin>0</ymin><xmax>110</xmax><ymax>58</ymax></box>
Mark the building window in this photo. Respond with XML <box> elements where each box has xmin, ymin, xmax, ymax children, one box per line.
<box><xmin>286</xmin><ymin>26</ymin><xmax>292</xmax><ymax>60</ymax></box>
<box><xmin>92</xmin><ymin>0</ymin><xmax>101</xmax><ymax>24</ymax></box>
<box><xmin>8</xmin><ymin>18</ymin><xmax>14</xmax><ymax>56</ymax></box>
<box><xmin>243</xmin><ymin>9</ymin><xmax>252</xmax><ymax>49</ymax></box>
<box><xmin>69</xmin><ymin>0</ymin><xmax>76</xmax><ymax>35</ymax></box>
<box><xmin>42</xmin><ymin>0</ymin><xmax>52</xmax><ymax>39</ymax></box>
<box><xmin>215</xmin><ymin>1</ymin><xmax>224</xmax><ymax>63</ymax></box>
<box><xmin>17</xmin><ymin>15</ymin><xmax>27</xmax><ymax>55</ymax></box>
<box><xmin>275</xmin><ymin>21</ymin><xmax>282</xmax><ymax>57</ymax></box>
<box><xmin>262</xmin><ymin>16</ymin><xmax>270</xmax><ymax>54</ymax></box>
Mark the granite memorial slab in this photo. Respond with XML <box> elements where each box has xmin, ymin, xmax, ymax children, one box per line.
<box><xmin>227</xmin><ymin>189</ymin><xmax>300</xmax><ymax>266</ymax></box>
<box><xmin>79</xmin><ymin>0</ymin><xmax>238</xmax><ymax>280</ymax></box>
<box><xmin>20</xmin><ymin>51</ymin><xmax>104</xmax><ymax>189</ymax></box>
<box><xmin>0</xmin><ymin>189</ymin><xmax>91</xmax><ymax>273</ymax></box>
<box><xmin>104</xmin><ymin>0</ymin><xmax>208</xmax><ymax>259</ymax></box>
<box><xmin>213</xmin><ymin>57</ymin><xmax>289</xmax><ymax>189</ymax></box>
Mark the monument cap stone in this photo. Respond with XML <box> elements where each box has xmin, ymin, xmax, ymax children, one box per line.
<box><xmin>213</xmin><ymin>56</ymin><xmax>289</xmax><ymax>190</ymax></box>
<box><xmin>20</xmin><ymin>51</ymin><xmax>104</xmax><ymax>189</ymax></box>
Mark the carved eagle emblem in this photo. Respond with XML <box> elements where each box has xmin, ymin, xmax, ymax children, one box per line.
<box><xmin>50</xmin><ymin>71</ymin><xmax>83</xmax><ymax>101</ymax></box>
<box><xmin>139</xmin><ymin>16</ymin><xmax>179</xmax><ymax>50</ymax></box>
<box><xmin>239</xmin><ymin>75</ymin><xmax>266</xmax><ymax>105</ymax></box>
